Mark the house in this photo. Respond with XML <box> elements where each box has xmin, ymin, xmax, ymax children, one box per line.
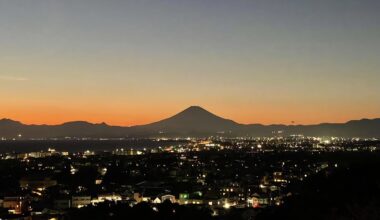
<box><xmin>54</xmin><ymin>199</ymin><xmax>71</xmax><ymax>210</ymax></box>
<box><xmin>2</xmin><ymin>197</ymin><xmax>27</xmax><ymax>214</ymax></box>
<box><xmin>71</xmin><ymin>196</ymin><xmax>91</xmax><ymax>208</ymax></box>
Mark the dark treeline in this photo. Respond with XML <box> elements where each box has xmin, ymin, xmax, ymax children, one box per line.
<box><xmin>255</xmin><ymin>153</ymin><xmax>380</xmax><ymax>220</ymax></box>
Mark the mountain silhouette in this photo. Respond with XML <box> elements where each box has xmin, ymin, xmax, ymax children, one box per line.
<box><xmin>0</xmin><ymin>118</ymin><xmax>22</xmax><ymax>126</ymax></box>
<box><xmin>1</xmin><ymin>106</ymin><xmax>380</xmax><ymax>138</ymax></box>
<box><xmin>137</xmin><ymin>106</ymin><xmax>239</xmax><ymax>135</ymax></box>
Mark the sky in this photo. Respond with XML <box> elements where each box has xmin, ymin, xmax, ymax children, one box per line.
<box><xmin>0</xmin><ymin>0</ymin><xmax>380</xmax><ymax>126</ymax></box>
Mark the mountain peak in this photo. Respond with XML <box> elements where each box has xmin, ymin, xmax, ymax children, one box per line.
<box><xmin>175</xmin><ymin>106</ymin><xmax>222</xmax><ymax>119</ymax></box>
<box><xmin>144</xmin><ymin>106</ymin><xmax>239</xmax><ymax>134</ymax></box>
<box><xmin>182</xmin><ymin>106</ymin><xmax>210</xmax><ymax>113</ymax></box>
<box><xmin>0</xmin><ymin>118</ymin><xmax>22</xmax><ymax>125</ymax></box>
<box><xmin>186</xmin><ymin>105</ymin><xmax>205</xmax><ymax>110</ymax></box>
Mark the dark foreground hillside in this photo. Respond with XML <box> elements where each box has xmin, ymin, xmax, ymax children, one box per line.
<box><xmin>255</xmin><ymin>153</ymin><xmax>380</xmax><ymax>220</ymax></box>
<box><xmin>63</xmin><ymin>153</ymin><xmax>380</xmax><ymax>220</ymax></box>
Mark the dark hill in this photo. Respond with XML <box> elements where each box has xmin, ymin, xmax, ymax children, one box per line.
<box><xmin>1</xmin><ymin>106</ymin><xmax>380</xmax><ymax>138</ymax></box>
<box><xmin>136</xmin><ymin>106</ymin><xmax>239</xmax><ymax>135</ymax></box>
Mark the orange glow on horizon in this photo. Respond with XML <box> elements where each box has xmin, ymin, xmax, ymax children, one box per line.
<box><xmin>1</xmin><ymin>104</ymin><xmax>379</xmax><ymax>127</ymax></box>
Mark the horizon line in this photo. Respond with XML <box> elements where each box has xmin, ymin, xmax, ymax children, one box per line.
<box><xmin>1</xmin><ymin>106</ymin><xmax>379</xmax><ymax>127</ymax></box>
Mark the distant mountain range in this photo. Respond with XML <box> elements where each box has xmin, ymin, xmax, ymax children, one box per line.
<box><xmin>1</xmin><ymin>106</ymin><xmax>380</xmax><ymax>138</ymax></box>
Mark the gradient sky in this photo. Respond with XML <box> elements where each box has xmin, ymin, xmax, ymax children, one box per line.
<box><xmin>1</xmin><ymin>0</ymin><xmax>380</xmax><ymax>126</ymax></box>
